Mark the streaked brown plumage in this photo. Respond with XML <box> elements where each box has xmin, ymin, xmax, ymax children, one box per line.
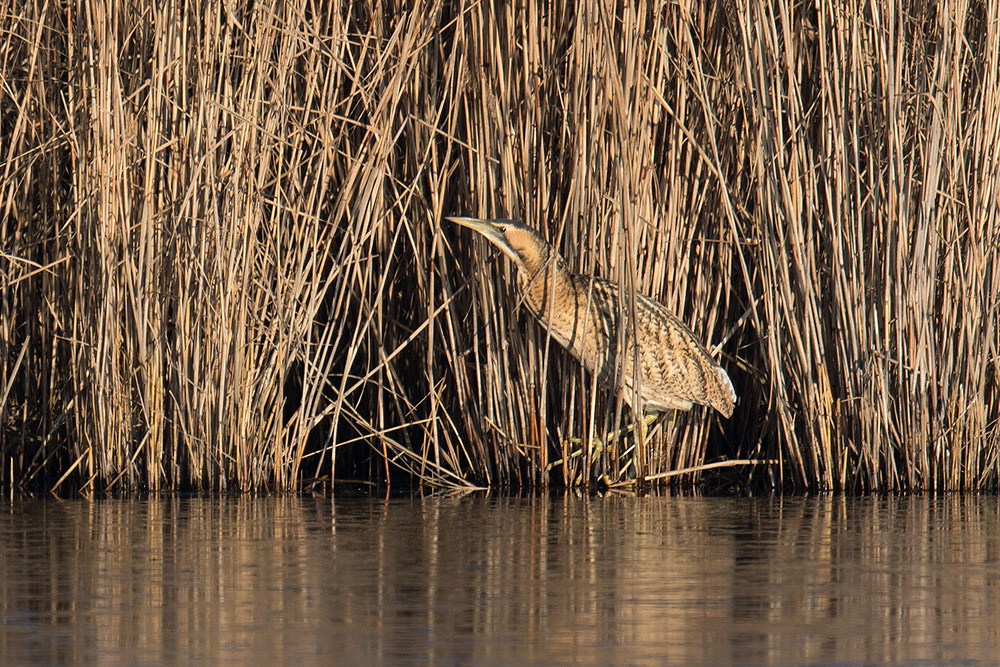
<box><xmin>449</xmin><ymin>217</ymin><xmax>736</xmax><ymax>418</ymax></box>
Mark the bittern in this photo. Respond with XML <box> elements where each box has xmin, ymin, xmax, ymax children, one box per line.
<box><xmin>449</xmin><ymin>217</ymin><xmax>736</xmax><ymax>425</ymax></box>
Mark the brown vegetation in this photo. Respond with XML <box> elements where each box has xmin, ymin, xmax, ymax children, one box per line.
<box><xmin>1</xmin><ymin>1</ymin><xmax>997</xmax><ymax>493</ymax></box>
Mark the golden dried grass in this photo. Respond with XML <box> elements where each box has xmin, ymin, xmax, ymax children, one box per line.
<box><xmin>0</xmin><ymin>0</ymin><xmax>997</xmax><ymax>493</ymax></box>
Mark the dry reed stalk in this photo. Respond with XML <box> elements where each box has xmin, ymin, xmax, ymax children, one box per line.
<box><xmin>0</xmin><ymin>1</ymin><xmax>997</xmax><ymax>493</ymax></box>
<box><xmin>727</xmin><ymin>0</ymin><xmax>1000</xmax><ymax>489</ymax></box>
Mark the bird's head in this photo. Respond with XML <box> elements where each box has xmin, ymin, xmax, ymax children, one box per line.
<box><xmin>447</xmin><ymin>217</ymin><xmax>551</xmax><ymax>277</ymax></box>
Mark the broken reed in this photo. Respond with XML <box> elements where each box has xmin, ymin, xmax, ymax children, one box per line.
<box><xmin>0</xmin><ymin>1</ymin><xmax>997</xmax><ymax>493</ymax></box>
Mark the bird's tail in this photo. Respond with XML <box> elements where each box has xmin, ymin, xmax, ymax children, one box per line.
<box><xmin>711</xmin><ymin>365</ymin><xmax>737</xmax><ymax>418</ymax></box>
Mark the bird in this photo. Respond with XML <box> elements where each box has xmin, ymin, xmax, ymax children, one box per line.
<box><xmin>448</xmin><ymin>216</ymin><xmax>736</xmax><ymax>424</ymax></box>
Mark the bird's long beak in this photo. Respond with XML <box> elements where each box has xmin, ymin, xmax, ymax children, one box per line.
<box><xmin>446</xmin><ymin>216</ymin><xmax>520</xmax><ymax>266</ymax></box>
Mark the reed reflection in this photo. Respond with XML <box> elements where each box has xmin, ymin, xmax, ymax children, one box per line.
<box><xmin>1</xmin><ymin>495</ymin><xmax>998</xmax><ymax>664</ymax></box>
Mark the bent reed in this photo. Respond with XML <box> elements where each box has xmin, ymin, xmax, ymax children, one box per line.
<box><xmin>1</xmin><ymin>1</ymin><xmax>997</xmax><ymax>493</ymax></box>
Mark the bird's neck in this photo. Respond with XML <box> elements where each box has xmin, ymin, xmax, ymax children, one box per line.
<box><xmin>518</xmin><ymin>250</ymin><xmax>572</xmax><ymax>320</ymax></box>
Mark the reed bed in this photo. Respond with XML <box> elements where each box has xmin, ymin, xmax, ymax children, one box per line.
<box><xmin>1</xmin><ymin>0</ymin><xmax>997</xmax><ymax>493</ymax></box>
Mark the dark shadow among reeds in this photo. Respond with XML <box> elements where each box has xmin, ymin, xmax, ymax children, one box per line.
<box><xmin>1</xmin><ymin>1</ymin><xmax>998</xmax><ymax>493</ymax></box>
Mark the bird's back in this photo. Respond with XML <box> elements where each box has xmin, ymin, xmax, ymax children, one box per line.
<box><xmin>526</xmin><ymin>271</ymin><xmax>736</xmax><ymax>418</ymax></box>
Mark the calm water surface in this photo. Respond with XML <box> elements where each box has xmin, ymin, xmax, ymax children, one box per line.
<box><xmin>1</xmin><ymin>494</ymin><xmax>998</xmax><ymax>665</ymax></box>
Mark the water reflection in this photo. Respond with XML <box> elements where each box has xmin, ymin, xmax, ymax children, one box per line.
<box><xmin>1</xmin><ymin>495</ymin><xmax>998</xmax><ymax>664</ymax></box>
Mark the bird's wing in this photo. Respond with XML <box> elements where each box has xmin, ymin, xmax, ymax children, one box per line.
<box><xmin>631</xmin><ymin>293</ymin><xmax>736</xmax><ymax>416</ymax></box>
<box><xmin>562</xmin><ymin>275</ymin><xmax>735</xmax><ymax>417</ymax></box>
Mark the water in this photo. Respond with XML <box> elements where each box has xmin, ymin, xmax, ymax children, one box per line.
<box><xmin>1</xmin><ymin>494</ymin><xmax>998</xmax><ymax>665</ymax></box>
